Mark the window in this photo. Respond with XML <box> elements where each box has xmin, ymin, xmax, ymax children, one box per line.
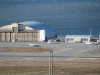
<box><xmin>67</xmin><ymin>38</ymin><xmax>74</xmax><ymax>41</ymax></box>
<box><xmin>13</xmin><ymin>27</ymin><xmax>18</xmax><ymax>33</ymax></box>
<box><xmin>82</xmin><ymin>38</ymin><xmax>88</xmax><ymax>42</ymax></box>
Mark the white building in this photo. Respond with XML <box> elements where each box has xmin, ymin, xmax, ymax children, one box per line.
<box><xmin>99</xmin><ymin>35</ymin><xmax>100</xmax><ymax>42</ymax></box>
<box><xmin>65</xmin><ymin>35</ymin><xmax>92</xmax><ymax>43</ymax></box>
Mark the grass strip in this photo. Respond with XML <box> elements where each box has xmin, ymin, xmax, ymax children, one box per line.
<box><xmin>0</xmin><ymin>66</ymin><xmax>100</xmax><ymax>75</ymax></box>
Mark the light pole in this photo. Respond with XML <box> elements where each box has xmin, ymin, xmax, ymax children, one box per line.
<box><xmin>49</xmin><ymin>50</ymin><xmax>53</xmax><ymax>75</ymax></box>
<box><xmin>90</xmin><ymin>29</ymin><xmax>92</xmax><ymax>35</ymax></box>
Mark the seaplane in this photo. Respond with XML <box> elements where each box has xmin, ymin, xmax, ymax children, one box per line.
<box><xmin>29</xmin><ymin>42</ymin><xmax>39</xmax><ymax>47</ymax></box>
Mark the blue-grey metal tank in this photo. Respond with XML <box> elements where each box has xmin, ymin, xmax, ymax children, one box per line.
<box><xmin>19</xmin><ymin>21</ymin><xmax>56</xmax><ymax>36</ymax></box>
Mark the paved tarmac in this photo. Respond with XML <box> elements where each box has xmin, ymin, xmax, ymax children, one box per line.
<box><xmin>0</xmin><ymin>42</ymin><xmax>100</xmax><ymax>61</ymax></box>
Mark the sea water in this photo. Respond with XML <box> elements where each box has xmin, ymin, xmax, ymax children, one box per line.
<box><xmin>0</xmin><ymin>0</ymin><xmax>100</xmax><ymax>38</ymax></box>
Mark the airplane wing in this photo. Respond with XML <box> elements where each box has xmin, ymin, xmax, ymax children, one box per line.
<box><xmin>85</xmin><ymin>42</ymin><xmax>93</xmax><ymax>45</ymax></box>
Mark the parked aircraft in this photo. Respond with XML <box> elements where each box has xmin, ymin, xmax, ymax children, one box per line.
<box><xmin>92</xmin><ymin>42</ymin><xmax>99</xmax><ymax>45</ymax></box>
<box><xmin>29</xmin><ymin>42</ymin><xmax>39</xmax><ymax>47</ymax></box>
<box><xmin>85</xmin><ymin>41</ymin><xmax>99</xmax><ymax>45</ymax></box>
<box><xmin>85</xmin><ymin>42</ymin><xmax>93</xmax><ymax>45</ymax></box>
<box><xmin>47</xmin><ymin>39</ymin><xmax>61</xmax><ymax>44</ymax></box>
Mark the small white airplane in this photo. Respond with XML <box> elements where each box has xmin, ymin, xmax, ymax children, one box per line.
<box><xmin>85</xmin><ymin>42</ymin><xmax>93</xmax><ymax>45</ymax></box>
<box><xmin>92</xmin><ymin>42</ymin><xmax>99</xmax><ymax>45</ymax></box>
<box><xmin>29</xmin><ymin>42</ymin><xmax>39</xmax><ymax>47</ymax></box>
<box><xmin>85</xmin><ymin>41</ymin><xmax>99</xmax><ymax>45</ymax></box>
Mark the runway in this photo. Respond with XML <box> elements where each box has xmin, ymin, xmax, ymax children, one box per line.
<box><xmin>0</xmin><ymin>42</ymin><xmax>100</xmax><ymax>61</ymax></box>
<box><xmin>0</xmin><ymin>53</ymin><xmax>71</xmax><ymax>61</ymax></box>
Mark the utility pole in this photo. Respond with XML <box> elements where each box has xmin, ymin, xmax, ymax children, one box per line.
<box><xmin>49</xmin><ymin>50</ymin><xmax>53</xmax><ymax>75</ymax></box>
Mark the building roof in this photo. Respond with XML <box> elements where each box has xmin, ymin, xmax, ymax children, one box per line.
<box><xmin>65</xmin><ymin>35</ymin><xmax>92</xmax><ymax>38</ymax></box>
<box><xmin>0</xmin><ymin>29</ymin><xmax>13</xmax><ymax>32</ymax></box>
<box><xmin>18</xmin><ymin>21</ymin><xmax>56</xmax><ymax>36</ymax></box>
